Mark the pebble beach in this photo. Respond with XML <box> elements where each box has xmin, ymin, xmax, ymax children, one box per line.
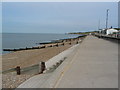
<box><xmin>2</xmin><ymin>40</ymin><xmax>80</xmax><ymax>88</ymax></box>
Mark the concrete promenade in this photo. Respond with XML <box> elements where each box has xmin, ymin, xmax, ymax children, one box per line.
<box><xmin>18</xmin><ymin>35</ymin><xmax>118</xmax><ymax>88</ymax></box>
<box><xmin>54</xmin><ymin>35</ymin><xmax>118</xmax><ymax>88</ymax></box>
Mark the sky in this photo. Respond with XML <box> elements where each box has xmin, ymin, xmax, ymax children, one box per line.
<box><xmin>118</xmin><ymin>1</ymin><xmax>120</xmax><ymax>28</ymax></box>
<box><xmin>2</xmin><ymin>2</ymin><xmax>118</xmax><ymax>33</ymax></box>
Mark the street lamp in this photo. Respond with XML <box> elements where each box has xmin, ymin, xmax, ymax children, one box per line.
<box><xmin>106</xmin><ymin>9</ymin><xmax>109</xmax><ymax>29</ymax></box>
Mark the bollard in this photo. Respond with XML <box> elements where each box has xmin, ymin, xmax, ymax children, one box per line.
<box><xmin>39</xmin><ymin>61</ymin><xmax>46</xmax><ymax>74</ymax></box>
<box><xmin>15</xmin><ymin>66</ymin><xmax>21</xmax><ymax>75</ymax></box>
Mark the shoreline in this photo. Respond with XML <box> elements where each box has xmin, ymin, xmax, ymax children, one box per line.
<box><xmin>2</xmin><ymin>35</ymin><xmax>85</xmax><ymax>53</ymax></box>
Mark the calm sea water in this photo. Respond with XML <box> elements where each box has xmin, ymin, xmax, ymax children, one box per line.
<box><xmin>2</xmin><ymin>33</ymin><xmax>80</xmax><ymax>54</ymax></box>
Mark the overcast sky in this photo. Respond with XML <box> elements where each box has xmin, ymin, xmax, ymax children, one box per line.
<box><xmin>2</xmin><ymin>2</ymin><xmax>118</xmax><ymax>33</ymax></box>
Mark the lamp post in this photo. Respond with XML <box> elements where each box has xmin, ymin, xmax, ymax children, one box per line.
<box><xmin>106</xmin><ymin>9</ymin><xmax>109</xmax><ymax>29</ymax></box>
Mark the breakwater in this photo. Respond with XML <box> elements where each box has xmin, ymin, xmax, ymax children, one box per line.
<box><xmin>3</xmin><ymin>35</ymin><xmax>86</xmax><ymax>52</ymax></box>
<box><xmin>2</xmin><ymin>33</ymin><xmax>82</xmax><ymax>54</ymax></box>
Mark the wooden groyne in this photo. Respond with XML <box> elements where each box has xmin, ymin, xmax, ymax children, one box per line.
<box><xmin>38</xmin><ymin>35</ymin><xmax>86</xmax><ymax>45</ymax></box>
<box><xmin>3</xmin><ymin>46</ymin><xmax>46</xmax><ymax>51</ymax></box>
<box><xmin>3</xmin><ymin>35</ymin><xmax>87</xmax><ymax>52</ymax></box>
<box><xmin>2</xmin><ymin>64</ymin><xmax>39</xmax><ymax>74</ymax></box>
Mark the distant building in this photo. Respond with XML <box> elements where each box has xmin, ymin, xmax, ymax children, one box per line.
<box><xmin>106</xmin><ymin>29</ymin><xmax>118</xmax><ymax>35</ymax></box>
<box><xmin>99</xmin><ymin>29</ymin><xmax>107</xmax><ymax>34</ymax></box>
<box><xmin>99</xmin><ymin>28</ymin><xmax>119</xmax><ymax>35</ymax></box>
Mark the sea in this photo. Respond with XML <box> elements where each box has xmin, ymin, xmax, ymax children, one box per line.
<box><xmin>2</xmin><ymin>33</ymin><xmax>80</xmax><ymax>54</ymax></box>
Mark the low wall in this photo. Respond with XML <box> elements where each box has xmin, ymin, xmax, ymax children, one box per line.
<box><xmin>45</xmin><ymin>44</ymin><xmax>79</xmax><ymax>70</ymax></box>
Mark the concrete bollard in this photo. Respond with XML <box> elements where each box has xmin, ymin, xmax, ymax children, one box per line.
<box><xmin>15</xmin><ymin>66</ymin><xmax>21</xmax><ymax>75</ymax></box>
<box><xmin>39</xmin><ymin>62</ymin><xmax>46</xmax><ymax>74</ymax></box>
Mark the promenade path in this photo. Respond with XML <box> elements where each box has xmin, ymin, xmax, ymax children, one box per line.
<box><xmin>18</xmin><ymin>35</ymin><xmax>118</xmax><ymax>88</ymax></box>
<box><xmin>54</xmin><ymin>35</ymin><xmax>118</xmax><ymax>88</ymax></box>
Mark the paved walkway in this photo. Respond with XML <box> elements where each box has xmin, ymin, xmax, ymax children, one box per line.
<box><xmin>54</xmin><ymin>35</ymin><xmax>118</xmax><ymax>88</ymax></box>
<box><xmin>18</xmin><ymin>35</ymin><xmax>118</xmax><ymax>88</ymax></box>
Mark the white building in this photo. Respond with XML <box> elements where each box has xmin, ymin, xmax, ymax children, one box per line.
<box><xmin>106</xmin><ymin>29</ymin><xmax>118</xmax><ymax>35</ymax></box>
<box><xmin>99</xmin><ymin>28</ymin><xmax>119</xmax><ymax>35</ymax></box>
